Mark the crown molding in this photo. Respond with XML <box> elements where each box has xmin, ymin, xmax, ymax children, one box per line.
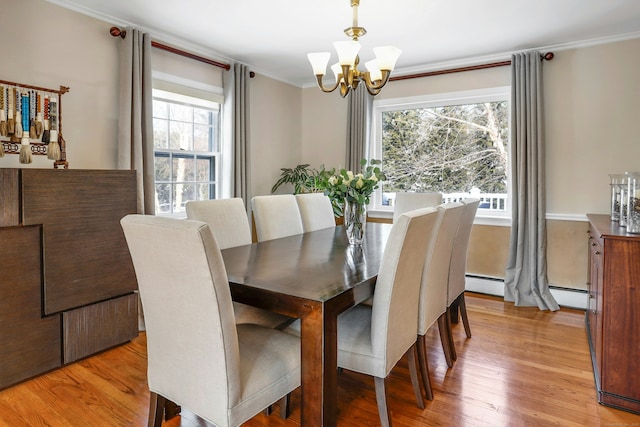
<box><xmin>43</xmin><ymin>0</ymin><xmax>234</xmax><ymax>68</ymax></box>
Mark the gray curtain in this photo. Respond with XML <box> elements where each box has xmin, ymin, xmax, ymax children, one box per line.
<box><xmin>346</xmin><ymin>86</ymin><xmax>373</xmax><ymax>171</ymax></box>
<box><xmin>117</xmin><ymin>28</ymin><xmax>154</xmax><ymax>215</ymax></box>
<box><xmin>223</xmin><ymin>63</ymin><xmax>251</xmax><ymax>211</ymax></box>
<box><xmin>504</xmin><ymin>51</ymin><xmax>559</xmax><ymax>311</ymax></box>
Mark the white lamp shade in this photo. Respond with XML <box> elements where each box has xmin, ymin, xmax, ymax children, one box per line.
<box><xmin>330</xmin><ymin>62</ymin><xmax>343</xmax><ymax>80</ymax></box>
<box><xmin>308</xmin><ymin>52</ymin><xmax>331</xmax><ymax>75</ymax></box>
<box><xmin>374</xmin><ymin>46</ymin><xmax>402</xmax><ymax>71</ymax></box>
<box><xmin>334</xmin><ymin>40</ymin><xmax>360</xmax><ymax>67</ymax></box>
<box><xmin>365</xmin><ymin>59</ymin><xmax>382</xmax><ymax>82</ymax></box>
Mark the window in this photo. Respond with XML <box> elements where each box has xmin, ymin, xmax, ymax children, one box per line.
<box><xmin>371</xmin><ymin>87</ymin><xmax>510</xmax><ymax>218</ymax></box>
<box><xmin>152</xmin><ymin>89</ymin><xmax>220</xmax><ymax>215</ymax></box>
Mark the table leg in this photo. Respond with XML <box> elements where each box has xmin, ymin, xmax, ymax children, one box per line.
<box><xmin>300</xmin><ymin>303</ymin><xmax>338</xmax><ymax>426</ymax></box>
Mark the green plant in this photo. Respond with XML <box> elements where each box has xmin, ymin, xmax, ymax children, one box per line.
<box><xmin>271</xmin><ymin>164</ymin><xmax>321</xmax><ymax>194</ymax></box>
<box><xmin>318</xmin><ymin>159</ymin><xmax>385</xmax><ymax>216</ymax></box>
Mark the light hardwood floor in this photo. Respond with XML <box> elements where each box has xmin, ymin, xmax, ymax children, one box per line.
<box><xmin>1</xmin><ymin>293</ymin><xmax>639</xmax><ymax>426</ymax></box>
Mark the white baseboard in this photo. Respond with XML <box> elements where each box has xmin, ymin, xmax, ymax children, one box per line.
<box><xmin>465</xmin><ymin>276</ymin><xmax>588</xmax><ymax>310</ymax></box>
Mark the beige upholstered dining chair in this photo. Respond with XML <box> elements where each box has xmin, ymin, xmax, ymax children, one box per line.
<box><xmin>446</xmin><ymin>198</ymin><xmax>480</xmax><ymax>362</ymax></box>
<box><xmin>393</xmin><ymin>191</ymin><xmax>443</xmax><ymax>222</ymax></box>
<box><xmin>186</xmin><ymin>198</ymin><xmax>252</xmax><ymax>249</ymax></box>
<box><xmin>251</xmin><ymin>195</ymin><xmax>304</xmax><ymax>242</ymax></box>
<box><xmin>333</xmin><ymin>208</ymin><xmax>440</xmax><ymax>426</ymax></box>
<box><xmin>185</xmin><ymin>198</ymin><xmax>292</xmax><ymax>329</ymax></box>
<box><xmin>415</xmin><ymin>202</ymin><xmax>464</xmax><ymax>397</ymax></box>
<box><xmin>121</xmin><ymin>215</ymin><xmax>301</xmax><ymax>427</ymax></box>
<box><xmin>295</xmin><ymin>193</ymin><xmax>336</xmax><ymax>232</ymax></box>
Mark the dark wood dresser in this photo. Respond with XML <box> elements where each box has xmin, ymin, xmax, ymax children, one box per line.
<box><xmin>586</xmin><ymin>213</ymin><xmax>640</xmax><ymax>414</ymax></box>
<box><xmin>0</xmin><ymin>169</ymin><xmax>138</xmax><ymax>390</ymax></box>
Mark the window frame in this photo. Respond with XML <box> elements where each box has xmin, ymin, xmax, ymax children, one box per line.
<box><xmin>152</xmin><ymin>87</ymin><xmax>221</xmax><ymax>217</ymax></box>
<box><xmin>369</xmin><ymin>86</ymin><xmax>512</xmax><ymax>225</ymax></box>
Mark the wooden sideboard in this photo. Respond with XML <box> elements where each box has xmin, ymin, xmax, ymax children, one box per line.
<box><xmin>0</xmin><ymin>169</ymin><xmax>139</xmax><ymax>390</ymax></box>
<box><xmin>586</xmin><ymin>214</ymin><xmax>640</xmax><ymax>414</ymax></box>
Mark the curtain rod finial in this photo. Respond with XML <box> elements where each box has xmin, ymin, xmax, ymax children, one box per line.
<box><xmin>543</xmin><ymin>52</ymin><xmax>554</xmax><ymax>61</ymax></box>
<box><xmin>110</xmin><ymin>27</ymin><xmax>126</xmax><ymax>39</ymax></box>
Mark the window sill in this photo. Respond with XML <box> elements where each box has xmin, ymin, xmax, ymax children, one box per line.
<box><xmin>156</xmin><ymin>212</ymin><xmax>187</xmax><ymax>219</ymax></box>
<box><xmin>367</xmin><ymin>209</ymin><xmax>512</xmax><ymax>227</ymax></box>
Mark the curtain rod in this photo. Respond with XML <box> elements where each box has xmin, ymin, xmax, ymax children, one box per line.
<box><xmin>389</xmin><ymin>52</ymin><xmax>554</xmax><ymax>82</ymax></box>
<box><xmin>110</xmin><ymin>26</ymin><xmax>239</xmax><ymax>73</ymax></box>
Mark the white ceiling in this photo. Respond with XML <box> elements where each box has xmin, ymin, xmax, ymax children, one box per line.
<box><xmin>47</xmin><ymin>0</ymin><xmax>640</xmax><ymax>87</ymax></box>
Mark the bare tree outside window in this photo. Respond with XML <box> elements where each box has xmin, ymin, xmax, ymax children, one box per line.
<box><xmin>380</xmin><ymin>101</ymin><xmax>509</xmax><ymax>210</ymax></box>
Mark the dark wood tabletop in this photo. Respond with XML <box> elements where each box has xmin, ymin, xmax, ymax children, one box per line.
<box><xmin>221</xmin><ymin>222</ymin><xmax>392</xmax><ymax>426</ymax></box>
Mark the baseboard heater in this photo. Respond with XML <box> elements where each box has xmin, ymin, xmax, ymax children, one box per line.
<box><xmin>465</xmin><ymin>275</ymin><xmax>588</xmax><ymax>310</ymax></box>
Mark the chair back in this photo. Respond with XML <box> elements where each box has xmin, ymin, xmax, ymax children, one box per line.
<box><xmin>186</xmin><ymin>198</ymin><xmax>251</xmax><ymax>249</ymax></box>
<box><xmin>371</xmin><ymin>207</ymin><xmax>440</xmax><ymax>372</ymax></box>
<box><xmin>251</xmin><ymin>195</ymin><xmax>304</xmax><ymax>241</ymax></box>
<box><xmin>121</xmin><ymin>215</ymin><xmax>240</xmax><ymax>425</ymax></box>
<box><xmin>295</xmin><ymin>193</ymin><xmax>336</xmax><ymax>232</ymax></box>
<box><xmin>447</xmin><ymin>198</ymin><xmax>480</xmax><ymax>306</ymax></box>
<box><xmin>393</xmin><ymin>192</ymin><xmax>443</xmax><ymax>222</ymax></box>
<box><xmin>418</xmin><ymin>202</ymin><xmax>464</xmax><ymax>335</ymax></box>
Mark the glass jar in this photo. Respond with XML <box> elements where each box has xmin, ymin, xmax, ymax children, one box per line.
<box><xmin>620</xmin><ymin>174</ymin><xmax>629</xmax><ymax>227</ymax></box>
<box><xmin>609</xmin><ymin>173</ymin><xmax>626</xmax><ymax>221</ymax></box>
<box><xmin>626</xmin><ymin>172</ymin><xmax>640</xmax><ymax>233</ymax></box>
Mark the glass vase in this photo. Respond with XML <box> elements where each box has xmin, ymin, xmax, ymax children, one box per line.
<box><xmin>609</xmin><ymin>173</ymin><xmax>625</xmax><ymax>221</ymax></box>
<box><xmin>344</xmin><ymin>199</ymin><xmax>367</xmax><ymax>245</ymax></box>
<box><xmin>626</xmin><ymin>172</ymin><xmax>640</xmax><ymax>233</ymax></box>
<box><xmin>620</xmin><ymin>174</ymin><xmax>629</xmax><ymax>227</ymax></box>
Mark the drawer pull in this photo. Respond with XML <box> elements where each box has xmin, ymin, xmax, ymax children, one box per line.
<box><xmin>595</xmin><ymin>251</ymin><xmax>600</xmax><ymax>255</ymax></box>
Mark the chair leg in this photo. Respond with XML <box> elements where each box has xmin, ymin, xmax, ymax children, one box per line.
<box><xmin>147</xmin><ymin>392</ymin><xmax>166</xmax><ymax>427</ymax></box>
<box><xmin>446</xmin><ymin>306</ymin><xmax>458</xmax><ymax>361</ymax></box>
<box><xmin>374</xmin><ymin>377</ymin><xmax>393</xmax><ymax>427</ymax></box>
<box><xmin>263</xmin><ymin>406</ymin><xmax>272</xmax><ymax>416</ymax></box>
<box><xmin>449</xmin><ymin>298</ymin><xmax>460</xmax><ymax>324</ymax></box>
<box><xmin>459</xmin><ymin>293</ymin><xmax>472</xmax><ymax>338</ymax></box>
<box><xmin>407</xmin><ymin>343</ymin><xmax>426</xmax><ymax>407</ymax></box>
<box><xmin>437</xmin><ymin>314</ymin><xmax>454</xmax><ymax>368</ymax></box>
<box><xmin>279</xmin><ymin>394</ymin><xmax>290</xmax><ymax>419</ymax></box>
<box><xmin>164</xmin><ymin>400</ymin><xmax>181</xmax><ymax>420</ymax></box>
<box><xmin>416</xmin><ymin>335</ymin><xmax>433</xmax><ymax>401</ymax></box>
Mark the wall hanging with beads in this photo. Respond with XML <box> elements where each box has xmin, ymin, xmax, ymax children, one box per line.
<box><xmin>0</xmin><ymin>79</ymin><xmax>70</xmax><ymax>169</ymax></box>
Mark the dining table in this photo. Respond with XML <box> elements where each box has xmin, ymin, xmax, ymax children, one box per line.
<box><xmin>220</xmin><ymin>222</ymin><xmax>392</xmax><ymax>427</ymax></box>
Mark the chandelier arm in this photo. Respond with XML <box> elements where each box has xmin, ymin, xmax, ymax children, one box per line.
<box><xmin>315</xmin><ymin>75</ymin><xmax>341</xmax><ymax>93</ymax></box>
<box><xmin>340</xmin><ymin>81</ymin><xmax>351</xmax><ymax>97</ymax></box>
<box><xmin>341</xmin><ymin>64</ymin><xmax>355</xmax><ymax>88</ymax></box>
<box><xmin>364</xmin><ymin>84</ymin><xmax>381</xmax><ymax>96</ymax></box>
<box><xmin>363</xmin><ymin>70</ymin><xmax>391</xmax><ymax>90</ymax></box>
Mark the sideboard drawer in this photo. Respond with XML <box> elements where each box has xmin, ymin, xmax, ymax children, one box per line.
<box><xmin>63</xmin><ymin>293</ymin><xmax>138</xmax><ymax>364</ymax></box>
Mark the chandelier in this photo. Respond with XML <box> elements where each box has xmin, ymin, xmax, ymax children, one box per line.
<box><xmin>307</xmin><ymin>0</ymin><xmax>401</xmax><ymax>97</ymax></box>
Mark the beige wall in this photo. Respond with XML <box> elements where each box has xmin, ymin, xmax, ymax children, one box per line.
<box><xmin>301</xmin><ymin>87</ymin><xmax>349</xmax><ymax>170</ymax></box>
<box><xmin>545</xmin><ymin>38</ymin><xmax>640</xmax><ymax>215</ymax></box>
<box><xmin>466</xmin><ymin>219</ymin><xmax>589</xmax><ymax>291</ymax></box>
<box><xmin>250</xmin><ymin>74</ymin><xmax>302</xmax><ymax>198</ymax></box>
<box><xmin>0</xmin><ymin>0</ymin><xmax>120</xmax><ymax>170</ymax></box>
<box><xmin>546</xmin><ymin>220</ymin><xmax>589</xmax><ymax>289</ymax></box>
